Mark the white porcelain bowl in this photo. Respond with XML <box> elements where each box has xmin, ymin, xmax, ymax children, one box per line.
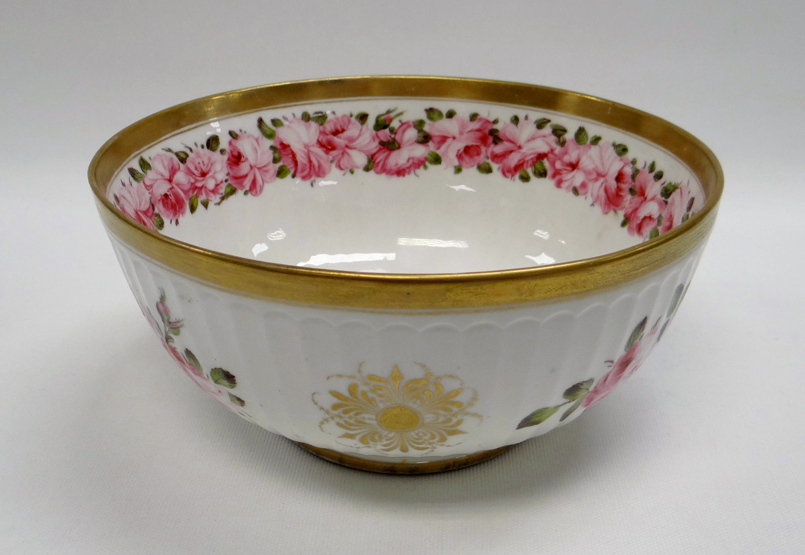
<box><xmin>89</xmin><ymin>76</ymin><xmax>722</xmax><ymax>473</ymax></box>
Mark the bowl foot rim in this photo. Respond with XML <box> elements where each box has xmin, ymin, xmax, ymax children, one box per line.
<box><xmin>296</xmin><ymin>442</ymin><xmax>512</xmax><ymax>474</ymax></box>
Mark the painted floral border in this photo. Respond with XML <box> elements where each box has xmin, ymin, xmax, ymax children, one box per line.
<box><xmin>112</xmin><ymin>107</ymin><xmax>697</xmax><ymax>242</ymax></box>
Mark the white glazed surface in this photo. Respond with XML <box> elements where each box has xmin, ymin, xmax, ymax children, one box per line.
<box><xmin>109</xmin><ymin>233</ymin><xmax>704</xmax><ymax>461</ymax></box>
<box><xmin>110</xmin><ymin>99</ymin><xmax>705</xmax><ymax>274</ymax></box>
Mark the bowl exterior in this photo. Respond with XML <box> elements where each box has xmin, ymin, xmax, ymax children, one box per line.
<box><xmin>107</xmin><ymin>229</ymin><xmax>707</xmax><ymax>464</ymax></box>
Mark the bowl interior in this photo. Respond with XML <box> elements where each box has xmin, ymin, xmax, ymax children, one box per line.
<box><xmin>108</xmin><ymin>98</ymin><xmax>705</xmax><ymax>274</ymax></box>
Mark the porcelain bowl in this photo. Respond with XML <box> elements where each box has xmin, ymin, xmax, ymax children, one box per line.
<box><xmin>89</xmin><ymin>76</ymin><xmax>722</xmax><ymax>473</ymax></box>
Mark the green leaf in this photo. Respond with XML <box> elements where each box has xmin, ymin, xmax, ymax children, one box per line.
<box><xmin>373</xmin><ymin>114</ymin><xmax>390</xmax><ymax>131</ymax></box>
<box><xmin>363</xmin><ymin>155</ymin><xmax>374</xmax><ymax>172</ymax></box>
<box><xmin>175</xmin><ymin>151</ymin><xmax>189</xmax><ymax>164</ymax></box>
<box><xmin>257</xmin><ymin>117</ymin><xmax>275</xmax><ymax>140</ymax></box>
<box><xmin>427</xmin><ymin>151</ymin><xmax>442</xmax><ymax>165</ymax></box>
<box><xmin>184</xmin><ymin>349</ymin><xmax>203</xmax><ymax>374</ymax></box>
<box><xmin>560</xmin><ymin>399</ymin><xmax>582</xmax><ymax>422</ymax></box>
<box><xmin>454</xmin><ymin>165</ymin><xmax>462</xmax><ymax>174</ymax></box>
<box><xmin>301</xmin><ymin>111</ymin><xmax>311</xmax><ymax>122</ymax></box>
<box><xmin>648</xmin><ymin>161</ymin><xmax>656</xmax><ymax>173</ymax></box>
<box><xmin>219</xmin><ymin>148</ymin><xmax>226</xmax><ymax>155</ymax></box>
<box><xmin>271</xmin><ymin>147</ymin><xmax>282</xmax><ymax>165</ymax></box>
<box><xmin>128</xmin><ymin>167</ymin><xmax>144</xmax><ymax>183</ymax></box>
<box><xmin>469</xmin><ymin>112</ymin><xmax>480</xmax><ymax>121</ymax></box>
<box><xmin>667</xmin><ymin>284</ymin><xmax>685</xmax><ymax>317</ymax></box>
<box><xmin>657</xmin><ymin>320</ymin><xmax>671</xmax><ymax>342</ymax></box>
<box><xmin>572</xmin><ymin>186</ymin><xmax>580</xmax><ymax>196</ymax></box>
<box><xmin>590</xmin><ymin>135</ymin><xmax>602</xmax><ymax>145</ymax></box>
<box><xmin>532</xmin><ymin>160</ymin><xmax>547</xmax><ymax>178</ymax></box>
<box><xmin>229</xmin><ymin>130</ymin><xmax>239</xmax><ymax>139</ymax></box>
<box><xmin>228</xmin><ymin>393</ymin><xmax>246</xmax><ymax>407</ymax></box>
<box><xmin>189</xmin><ymin>195</ymin><xmax>198</xmax><ymax>214</ymax></box>
<box><xmin>517</xmin><ymin>405</ymin><xmax>561</xmax><ymax>429</ymax></box>
<box><xmin>510</xmin><ymin>115</ymin><xmax>520</xmax><ymax>125</ymax></box>
<box><xmin>563</xmin><ymin>379</ymin><xmax>594</xmax><ymax>401</ymax></box>
<box><xmin>206</xmin><ymin>135</ymin><xmax>220</xmax><ymax>152</ymax></box>
<box><xmin>425</xmin><ymin>107</ymin><xmax>444</xmax><ymax>122</ymax></box>
<box><xmin>621</xmin><ymin>218</ymin><xmax>629</xmax><ymax>228</ymax></box>
<box><xmin>219</xmin><ymin>183</ymin><xmax>238</xmax><ymax>204</ymax></box>
<box><xmin>477</xmin><ymin>161</ymin><xmax>493</xmax><ymax>174</ymax></box>
<box><xmin>488</xmin><ymin>128</ymin><xmax>502</xmax><ymax>144</ymax></box>
<box><xmin>153</xmin><ymin>213</ymin><xmax>165</xmax><ymax>230</ymax></box>
<box><xmin>649</xmin><ymin>227</ymin><xmax>660</xmax><ymax>240</ymax></box>
<box><xmin>355</xmin><ymin>112</ymin><xmax>369</xmax><ymax>125</ymax></box>
<box><xmin>445</xmin><ymin>109</ymin><xmax>456</xmax><ymax>119</ymax></box>
<box><xmin>626</xmin><ymin>317</ymin><xmax>648</xmax><ymax>350</ymax></box>
<box><xmin>277</xmin><ymin>165</ymin><xmax>290</xmax><ymax>179</ymax></box>
<box><xmin>550</xmin><ymin>123</ymin><xmax>567</xmax><ymax>139</ymax></box>
<box><xmin>661</xmin><ymin>182</ymin><xmax>681</xmax><ymax>199</ymax></box>
<box><xmin>574</xmin><ymin>126</ymin><xmax>589</xmax><ymax>145</ymax></box>
<box><xmin>379</xmin><ymin>138</ymin><xmax>400</xmax><ymax>151</ymax></box>
<box><xmin>518</xmin><ymin>169</ymin><xmax>531</xmax><ymax>182</ymax></box>
<box><xmin>535</xmin><ymin>118</ymin><xmax>551</xmax><ymax>129</ymax></box>
<box><xmin>613</xmin><ymin>143</ymin><xmax>629</xmax><ymax>157</ymax></box>
<box><xmin>413</xmin><ymin>119</ymin><xmax>426</xmax><ymax>130</ymax></box>
<box><xmin>200</xmin><ymin>199</ymin><xmax>209</xmax><ymax>210</ymax></box>
<box><xmin>416</xmin><ymin>130</ymin><xmax>431</xmax><ymax>144</ymax></box>
<box><xmin>139</xmin><ymin>156</ymin><xmax>152</xmax><ymax>173</ymax></box>
<box><xmin>310</xmin><ymin>111</ymin><xmax>328</xmax><ymax>125</ymax></box>
<box><xmin>210</xmin><ymin>367</ymin><xmax>237</xmax><ymax>389</ymax></box>
<box><xmin>653</xmin><ymin>170</ymin><xmax>664</xmax><ymax>181</ymax></box>
<box><xmin>270</xmin><ymin>118</ymin><xmax>284</xmax><ymax>128</ymax></box>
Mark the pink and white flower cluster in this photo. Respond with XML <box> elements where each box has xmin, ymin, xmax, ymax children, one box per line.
<box><xmin>114</xmin><ymin>108</ymin><xmax>696</xmax><ymax>240</ymax></box>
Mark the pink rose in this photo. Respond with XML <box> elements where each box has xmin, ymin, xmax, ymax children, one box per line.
<box><xmin>150</xmin><ymin>179</ymin><xmax>188</xmax><ymax>221</ymax></box>
<box><xmin>624</xmin><ymin>168</ymin><xmax>666</xmax><ymax>237</ymax></box>
<box><xmin>162</xmin><ymin>341</ymin><xmax>233</xmax><ymax>406</ymax></box>
<box><xmin>372</xmin><ymin>121</ymin><xmax>429</xmax><ymax>177</ymax></box>
<box><xmin>583</xmin><ymin>144</ymin><xmax>632</xmax><ymax>214</ymax></box>
<box><xmin>115</xmin><ymin>180</ymin><xmax>155</xmax><ymax>230</ymax></box>
<box><xmin>582</xmin><ymin>343</ymin><xmax>643</xmax><ymax>409</ymax></box>
<box><xmin>274</xmin><ymin>118</ymin><xmax>331</xmax><ymax>181</ymax></box>
<box><xmin>142</xmin><ymin>153</ymin><xmax>188</xmax><ymax>220</ymax></box>
<box><xmin>547</xmin><ymin>139</ymin><xmax>593</xmax><ymax>194</ymax></box>
<box><xmin>227</xmin><ymin>133</ymin><xmax>277</xmax><ymax>196</ymax></box>
<box><xmin>317</xmin><ymin>114</ymin><xmax>375</xmax><ymax>171</ymax></box>
<box><xmin>490</xmin><ymin>121</ymin><xmax>555</xmax><ymax>178</ymax></box>
<box><xmin>428</xmin><ymin>115</ymin><xmax>494</xmax><ymax>168</ymax></box>
<box><xmin>175</xmin><ymin>148</ymin><xmax>227</xmax><ymax>200</ymax></box>
<box><xmin>163</xmin><ymin>341</ymin><xmax>204</xmax><ymax>379</ymax></box>
<box><xmin>660</xmin><ymin>183</ymin><xmax>692</xmax><ymax>234</ymax></box>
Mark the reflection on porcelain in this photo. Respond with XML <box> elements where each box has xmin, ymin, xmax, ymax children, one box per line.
<box><xmin>89</xmin><ymin>77</ymin><xmax>722</xmax><ymax>474</ymax></box>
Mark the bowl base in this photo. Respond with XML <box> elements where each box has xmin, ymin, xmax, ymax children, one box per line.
<box><xmin>296</xmin><ymin>443</ymin><xmax>512</xmax><ymax>474</ymax></box>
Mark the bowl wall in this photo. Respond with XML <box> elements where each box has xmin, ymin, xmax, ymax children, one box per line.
<box><xmin>110</xmin><ymin>232</ymin><xmax>703</xmax><ymax>465</ymax></box>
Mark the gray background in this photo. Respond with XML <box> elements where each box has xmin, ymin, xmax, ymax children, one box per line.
<box><xmin>2</xmin><ymin>0</ymin><xmax>803</xmax><ymax>553</ymax></box>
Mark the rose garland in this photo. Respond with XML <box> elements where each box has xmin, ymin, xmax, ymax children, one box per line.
<box><xmin>114</xmin><ymin>107</ymin><xmax>696</xmax><ymax>240</ymax></box>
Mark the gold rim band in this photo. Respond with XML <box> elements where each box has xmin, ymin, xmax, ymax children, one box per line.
<box><xmin>297</xmin><ymin>442</ymin><xmax>512</xmax><ymax>474</ymax></box>
<box><xmin>89</xmin><ymin>76</ymin><xmax>723</xmax><ymax>310</ymax></box>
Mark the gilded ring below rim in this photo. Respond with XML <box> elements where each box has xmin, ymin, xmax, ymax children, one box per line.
<box><xmin>89</xmin><ymin>75</ymin><xmax>723</xmax><ymax>310</ymax></box>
